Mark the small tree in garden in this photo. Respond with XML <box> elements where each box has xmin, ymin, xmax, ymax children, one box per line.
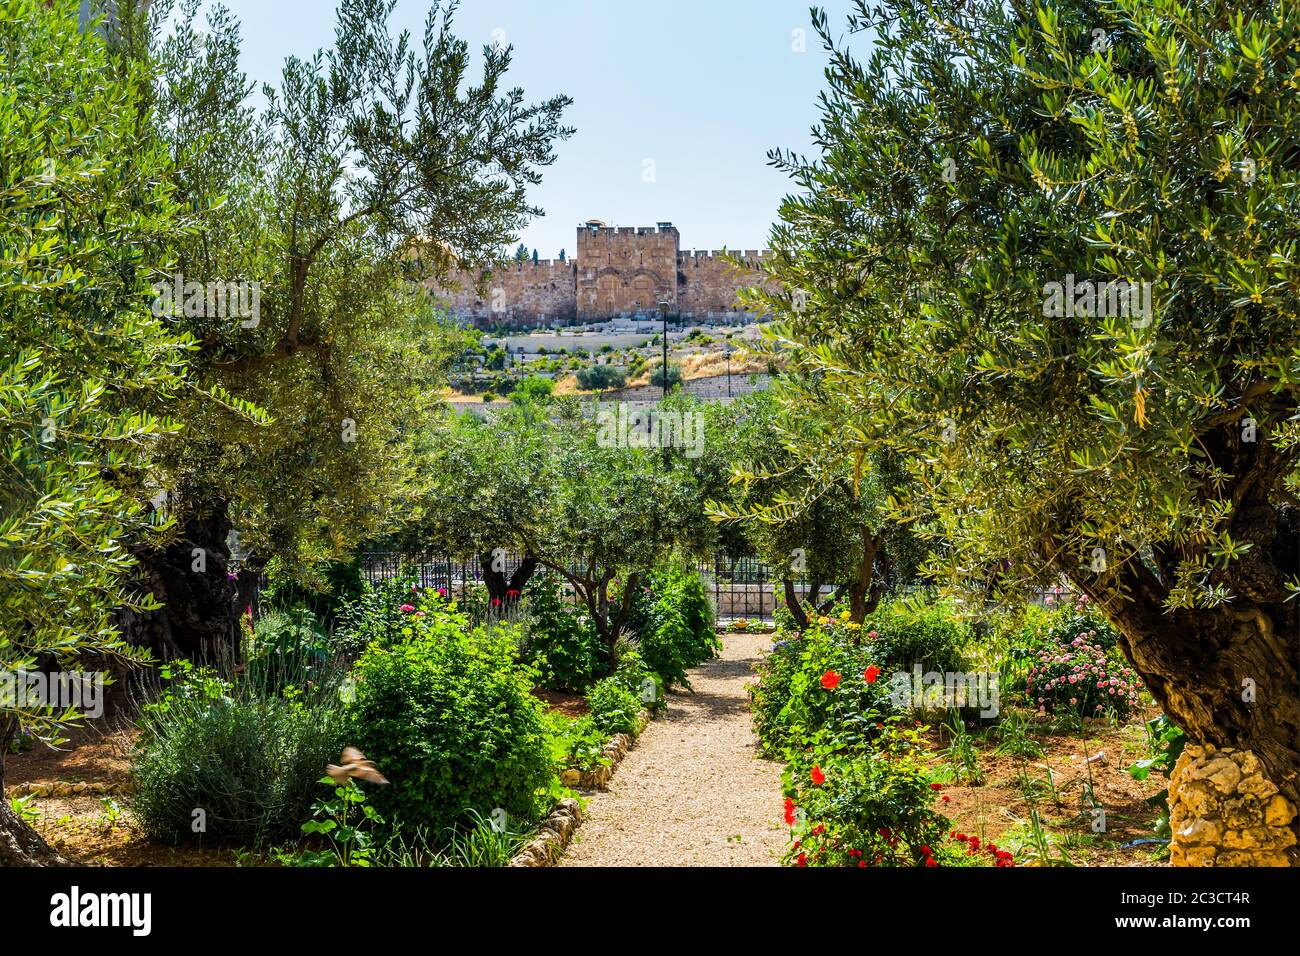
<box><xmin>423</xmin><ymin>401</ymin><xmax>711</xmax><ymax>658</ymax></box>
<box><xmin>752</xmin><ymin>0</ymin><xmax>1300</xmax><ymax>842</ymax></box>
<box><xmin>707</xmin><ymin>390</ymin><xmax>920</xmax><ymax>625</ymax></box>
<box><xmin>415</xmin><ymin>408</ymin><xmax>553</xmax><ymax>603</ymax></box>
<box><xmin>0</xmin><ymin>0</ymin><xmax>192</xmax><ymax>864</ymax></box>
<box><xmin>575</xmin><ymin>363</ymin><xmax>628</xmax><ymax>393</ymax></box>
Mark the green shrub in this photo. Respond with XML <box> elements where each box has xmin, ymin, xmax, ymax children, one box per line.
<box><xmin>333</xmin><ymin>574</ymin><xmax>424</xmax><ymax>656</ymax></box>
<box><xmin>575</xmin><ymin>363</ymin><xmax>627</xmax><ymax>391</ymax></box>
<box><xmin>1040</xmin><ymin>600</ymin><xmax>1121</xmax><ymax>651</ymax></box>
<box><xmin>245</xmin><ymin>605</ymin><xmax>331</xmax><ymax>688</ymax></box>
<box><xmin>259</xmin><ymin>557</ymin><xmax>366</xmax><ymax>625</ymax></box>
<box><xmin>628</xmin><ymin>565</ymin><xmax>719</xmax><ymax>690</ymax></box>
<box><xmin>521</xmin><ymin>572</ymin><xmax>602</xmax><ymax>690</ymax></box>
<box><xmin>347</xmin><ymin>620</ymin><xmax>554</xmax><ymax>835</ymax></box>
<box><xmin>863</xmin><ymin>599</ymin><xmax>967</xmax><ymax>674</ymax></box>
<box><xmin>131</xmin><ymin>660</ymin><xmax>348</xmax><ymax>846</ymax></box>
<box><xmin>547</xmin><ymin>712</ymin><xmax>609</xmax><ymax>772</ymax></box>
<box><xmin>749</xmin><ymin>636</ymin><xmax>803</xmax><ymax>756</ymax></box>
<box><xmin>587</xmin><ymin>676</ymin><xmax>641</xmax><ymax>737</ymax></box>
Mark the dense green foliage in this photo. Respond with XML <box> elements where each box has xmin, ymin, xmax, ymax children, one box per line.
<box><xmin>0</xmin><ymin>0</ymin><xmax>195</xmax><ymax>750</ymax></box>
<box><xmin>346</xmin><ymin>609</ymin><xmax>554</xmax><ymax>835</ymax></box>
<box><xmin>586</xmin><ymin>676</ymin><xmax>642</xmax><ymax>737</ymax></box>
<box><xmin>749</xmin><ymin>0</ymin><xmax>1300</xmax><ymax>789</ymax></box>
<box><xmin>131</xmin><ymin>659</ymin><xmax>348</xmax><ymax>846</ymax></box>
<box><xmin>421</xmin><ymin>402</ymin><xmax>714</xmax><ymax>652</ymax></box>
<box><xmin>626</xmin><ymin>565</ymin><xmax>720</xmax><ymax>690</ymax></box>
<box><xmin>519</xmin><ymin>572</ymin><xmax>602</xmax><ymax>690</ymax></box>
<box><xmin>575</xmin><ymin>363</ymin><xmax>628</xmax><ymax>391</ymax></box>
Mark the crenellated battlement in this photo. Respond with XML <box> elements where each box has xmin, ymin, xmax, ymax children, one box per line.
<box><xmin>425</xmin><ymin>220</ymin><xmax>770</xmax><ymax>326</ymax></box>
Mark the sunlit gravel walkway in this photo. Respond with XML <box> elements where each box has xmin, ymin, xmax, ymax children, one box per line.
<box><xmin>558</xmin><ymin>632</ymin><xmax>785</xmax><ymax>867</ymax></box>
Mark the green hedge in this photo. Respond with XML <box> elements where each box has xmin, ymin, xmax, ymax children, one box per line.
<box><xmin>346</xmin><ymin>611</ymin><xmax>554</xmax><ymax>835</ymax></box>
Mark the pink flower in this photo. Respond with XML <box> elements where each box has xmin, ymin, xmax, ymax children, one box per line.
<box><xmin>399</xmin><ymin>604</ymin><xmax>415</xmax><ymax>613</ymax></box>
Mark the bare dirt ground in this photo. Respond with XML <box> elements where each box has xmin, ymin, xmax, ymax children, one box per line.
<box><xmin>559</xmin><ymin>631</ymin><xmax>786</xmax><ymax>867</ymax></box>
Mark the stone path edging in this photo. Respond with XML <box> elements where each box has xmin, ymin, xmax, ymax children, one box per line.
<box><xmin>509</xmin><ymin>709</ymin><xmax>653</xmax><ymax>867</ymax></box>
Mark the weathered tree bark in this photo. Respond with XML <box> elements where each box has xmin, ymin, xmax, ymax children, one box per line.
<box><xmin>115</xmin><ymin>506</ymin><xmax>240</xmax><ymax>663</ymax></box>
<box><xmin>478</xmin><ymin>553</ymin><xmax>539</xmax><ymax>608</ymax></box>
<box><xmin>0</xmin><ymin>720</ymin><xmax>69</xmax><ymax>867</ymax></box>
<box><xmin>782</xmin><ymin>530</ymin><xmax>885</xmax><ymax>631</ymax></box>
<box><xmin>783</xmin><ymin>578</ymin><xmax>811</xmax><ymax>629</ymax></box>
<box><xmin>1072</xmin><ymin>493</ymin><xmax>1300</xmax><ymax>858</ymax></box>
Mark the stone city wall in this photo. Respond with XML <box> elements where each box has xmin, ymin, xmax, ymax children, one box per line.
<box><xmin>426</xmin><ymin>223</ymin><xmax>770</xmax><ymax>326</ymax></box>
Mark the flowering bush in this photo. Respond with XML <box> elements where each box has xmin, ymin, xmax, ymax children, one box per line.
<box><xmin>939</xmin><ymin>831</ymin><xmax>1017</xmax><ymax>868</ymax></box>
<box><xmin>1026</xmin><ymin>634</ymin><xmax>1141</xmax><ymax>719</ymax></box>
<box><xmin>333</xmin><ymin>575</ymin><xmax>428</xmax><ymax>656</ymax></box>
<box><xmin>748</xmin><ymin>620</ymin><xmax>895</xmax><ymax>756</ymax></box>
<box><xmin>1040</xmin><ymin>601</ymin><xmax>1120</xmax><ymax>651</ymax></box>
<box><xmin>782</xmin><ymin>726</ymin><xmax>955</xmax><ymax>867</ymax></box>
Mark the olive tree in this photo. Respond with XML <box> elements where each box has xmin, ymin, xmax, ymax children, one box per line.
<box><xmin>753</xmin><ymin>0</ymin><xmax>1300</xmax><ymax>840</ymax></box>
<box><xmin>707</xmin><ymin>390</ymin><xmax>919</xmax><ymax>625</ymax></box>
<box><xmin>110</xmin><ymin>0</ymin><xmax>571</xmax><ymax>658</ymax></box>
<box><xmin>0</xmin><ymin>0</ymin><xmax>194</xmax><ymax>864</ymax></box>
<box><xmin>422</xmin><ymin>399</ymin><xmax>712</xmax><ymax>657</ymax></box>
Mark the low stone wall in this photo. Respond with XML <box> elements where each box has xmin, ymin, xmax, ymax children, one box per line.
<box><xmin>558</xmin><ymin>730</ymin><xmax>634</xmax><ymax>791</ymax></box>
<box><xmin>1169</xmin><ymin>743</ymin><xmax>1297</xmax><ymax>867</ymax></box>
<box><xmin>509</xmin><ymin>798</ymin><xmax>584</xmax><ymax>867</ymax></box>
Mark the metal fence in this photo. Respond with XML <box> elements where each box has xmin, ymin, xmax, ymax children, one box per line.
<box><xmin>353</xmin><ymin>550</ymin><xmax>833</xmax><ymax>623</ymax></box>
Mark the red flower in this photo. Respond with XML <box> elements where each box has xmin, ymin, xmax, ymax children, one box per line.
<box><xmin>796</xmin><ymin>853</ymin><xmax>808</xmax><ymax>867</ymax></box>
<box><xmin>925</xmin><ymin>857</ymin><xmax>938</xmax><ymax>867</ymax></box>
<box><xmin>820</xmin><ymin>670</ymin><xmax>842</xmax><ymax>690</ymax></box>
<box><xmin>930</xmin><ymin>783</ymin><xmax>943</xmax><ymax>791</ymax></box>
<box><xmin>783</xmin><ymin>797</ymin><xmax>796</xmax><ymax>826</ymax></box>
<box><xmin>848</xmin><ymin>849</ymin><xmax>862</xmax><ymax>858</ymax></box>
<box><xmin>491</xmin><ymin>598</ymin><xmax>502</xmax><ymax>606</ymax></box>
<box><xmin>941</xmin><ymin>795</ymin><xmax>950</xmax><ymax>803</ymax></box>
<box><xmin>864</xmin><ymin>665</ymin><xmax>881</xmax><ymax>683</ymax></box>
<box><xmin>811</xmin><ymin>824</ymin><xmax>825</xmax><ymax>836</ymax></box>
<box><xmin>858</xmin><ymin>860</ymin><xmax>868</xmax><ymax>868</ymax></box>
<box><xmin>919</xmin><ymin>844</ymin><xmax>932</xmax><ymax>856</ymax></box>
<box><xmin>878</xmin><ymin>827</ymin><xmax>891</xmax><ymax>840</ymax></box>
<box><xmin>810</xmin><ymin>765</ymin><xmax>826</xmax><ymax>786</ymax></box>
<box><xmin>506</xmin><ymin>588</ymin><xmax>520</xmax><ymax>599</ymax></box>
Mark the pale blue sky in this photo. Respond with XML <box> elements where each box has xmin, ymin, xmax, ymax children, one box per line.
<box><xmin>210</xmin><ymin>0</ymin><xmax>862</xmax><ymax>258</ymax></box>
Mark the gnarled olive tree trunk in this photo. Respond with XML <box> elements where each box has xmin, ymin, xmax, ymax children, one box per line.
<box><xmin>116</xmin><ymin>507</ymin><xmax>241</xmax><ymax>663</ymax></box>
<box><xmin>1073</xmin><ymin>498</ymin><xmax>1300</xmax><ymax>863</ymax></box>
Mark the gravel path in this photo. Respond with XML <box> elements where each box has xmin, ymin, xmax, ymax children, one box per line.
<box><xmin>558</xmin><ymin>632</ymin><xmax>786</xmax><ymax>867</ymax></box>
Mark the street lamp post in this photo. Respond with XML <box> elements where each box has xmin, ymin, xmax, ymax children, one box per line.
<box><xmin>725</xmin><ymin>342</ymin><xmax>734</xmax><ymax>398</ymax></box>
<box><xmin>658</xmin><ymin>299</ymin><xmax>670</xmax><ymax>401</ymax></box>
